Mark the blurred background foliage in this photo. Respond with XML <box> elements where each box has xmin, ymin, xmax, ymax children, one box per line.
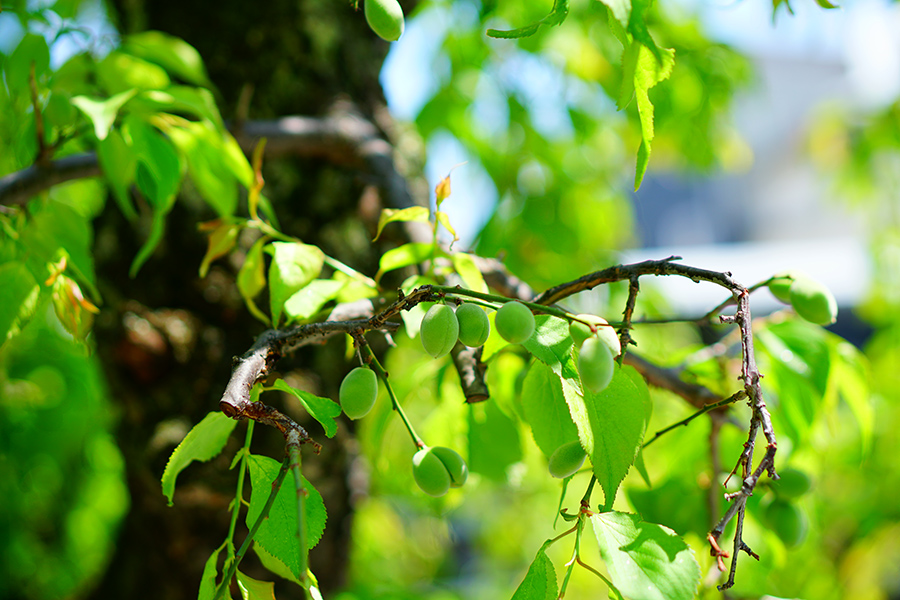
<box><xmin>1</xmin><ymin>0</ymin><xmax>899</xmax><ymax>598</ymax></box>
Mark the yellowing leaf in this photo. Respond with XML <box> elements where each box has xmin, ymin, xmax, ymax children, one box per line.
<box><xmin>436</xmin><ymin>210</ymin><xmax>459</xmax><ymax>247</ymax></box>
<box><xmin>198</xmin><ymin>219</ymin><xmax>239</xmax><ymax>278</ymax></box>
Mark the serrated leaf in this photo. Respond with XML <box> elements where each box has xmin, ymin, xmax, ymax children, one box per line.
<box><xmin>71</xmin><ymin>89</ymin><xmax>137</xmax><ymax>141</ymax></box>
<box><xmin>589</xmin><ymin>512</ymin><xmax>700</xmax><ymax>600</ymax></box>
<box><xmin>632</xmin><ymin>43</ymin><xmax>675</xmax><ymax>190</ymax></box>
<box><xmin>372</xmin><ymin>206</ymin><xmax>430</xmax><ymax>241</ymax></box>
<box><xmin>161</xmin><ymin>411</ymin><xmax>238</xmax><ymax>505</ymax></box>
<box><xmin>585</xmin><ymin>366</ymin><xmax>651</xmax><ymax>507</ymax></box>
<box><xmin>511</xmin><ymin>547</ymin><xmax>557</xmax><ymax>600</ymax></box>
<box><xmin>284</xmin><ymin>279</ymin><xmax>346</xmax><ymax>322</ymax></box>
<box><xmin>123</xmin><ymin>30</ymin><xmax>212</xmax><ymax>87</ymax></box>
<box><xmin>272</xmin><ymin>379</ymin><xmax>341</xmax><ymax>438</ymax></box>
<box><xmin>199</xmin><ymin>220</ymin><xmax>239</xmax><ymax>278</ymax></box>
<box><xmin>265</xmin><ymin>241</ymin><xmax>325</xmax><ymax>327</ymax></box>
<box><xmin>246</xmin><ymin>454</ymin><xmax>327</xmax><ymax>581</ymax></box>
<box><xmin>253</xmin><ymin>545</ymin><xmax>301</xmax><ymax>585</ymax></box>
<box><xmin>236</xmin><ymin>571</ymin><xmax>276</xmax><ymax>600</ymax></box>
<box><xmin>487</xmin><ymin>0</ymin><xmax>569</xmax><ymax>39</ymax></box>
<box><xmin>522</xmin><ymin>361</ymin><xmax>579</xmax><ymax>459</ymax></box>
<box><xmin>451</xmin><ymin>252</ymin><xmax>488</xmax><ymax>293</ymax></box>
<box><xmin>375</xmin><ymin>242</ymin><xmax>436</xmax><ymax>282</ymax></box>
<box><xmin>522</xmin><ymin>315</ymin><xmax>574</xmax><ymax>375</ymax></box>
<box><xmin>197</xmin><ymin>547</ymin><xmax>222</xmax><ymax>600</ymax></box>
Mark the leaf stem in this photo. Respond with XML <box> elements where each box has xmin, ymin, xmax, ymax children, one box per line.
<box><xmin>360</xmin><ymin>342</ymin><xmax>425</xmax><ymax>449</ymax></box>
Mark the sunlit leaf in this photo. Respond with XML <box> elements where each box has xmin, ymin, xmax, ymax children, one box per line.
<box><xmin>372</xmin><ymin>206</ymin><xmax>430</xmax><ymax>241</ymax></box>
<box><xmin>590</xmin><ymin>512</ymin><xmax>700</xmax><ymax>600</ymax></box>
<box><xmin>272</xmin><ymin>379</ymin><xmax>341</xmax><ymax>438</ymax></box>
<box><xmin>97</xmin><ymin>51</ymin><xmax>170</xmax><ymax>95</ymax></box>
<box><xmin>598</xmin><ymin>0</ymin><xmax>632</xmax><ymax>30</ymax></box>
<box><xmin>197</xmin><ymin>547</ymin><xmax>222</xmax><ymax>600</ymax></box>
<box><xmin>468</xmin><ymin>400</ymin><xmax>522</xmax><ymax>482</ymax></box>
<box><xmin>246</xmin><ymin>454</ymin><xmax>327</xmax><ymax>581</ymax></box>
<box><xmin>510</xmin><ymin>546</ymin><xmax>557</xmax><ymax>600</ymax></box>
<box><xmin>161</xmin><ymin>411</ymin><xmax>238</xmax><ymax>505</ymax></box>
<box><xmin>284</xmin><ymin>279</ymin><xmax>345</xmax><ymax>322</ymax></box>
<box><xmin>486</xmin><ymin>0</ymin><xmax>569</xmax><ymax>39</ymax></box>
<box><xmin>97</xmin><ymin>129</ymin><xmax>138</xmax><ymax>219</ymax></box>
<box><xmin>123</xmin><ymin>30</ymin><xmax>212</xmax><ymax>87</ymax></box>
<box><xmin>435</xmin><ymin>211</ymin><xmax>459</xmax><ymax>247</ymax></box>
<box><xmin>451</xmin><ymin>252</ymin><xmax>488</xmax><ymax>293</ymax></box>
<box><xmin>237</xmin><ymin>237</ymin><xmax>268</xmax><ymax>300</ymax></box>
<box><xmin>236</xmin><ymin>570</ymin><xmax>276</xmax><ymax>600</ymax></box>
<box><xmin>71</xmin><ymin>89</ymin><xmax>138</xmax><ymax>141</ymax></box>
<box><xmin>521</xmin><ymin>361</ymin><xmax>579</xmax><ymax>459</ymax></box>
<box><xmin>265</xmin><ymin>241</ymin><xmax>325</xmax><ymax>327</ymax></box>
<box><xmin>0</xmin><ymin>262</ymin><xmax>41</xmax><ymax>346</ymax></box>
<box><xmin>375</xmin><ymin>242</ymin><xmax>437</xmax><ymax>282</ymax></box>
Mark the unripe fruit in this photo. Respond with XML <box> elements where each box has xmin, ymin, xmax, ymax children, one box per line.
<box><xmin>548</xmin><ymin>440</ymin><xmax>587</xmax><ymax>479</ymax></box>
<box><xmin>431</xmin><ymin>446</ymin><xmax>468</xmax><ymax>487</ymax></box>
<box><xmin>339</xmin><ymin>367</ymin><xmax>378</xmax><ymax>420</ymax></box>
<box><xmin>768</xmin><ymin>271</ymin><xmax>802</xmax><ymax>304</ymax></box>
<box><xmin>495</xmin><ymin>301</ymin><xmax>535</xmax><ymax>344</ymax></box>
<box><xmin>789</xmin><ymin>277</ymin><xmax>838</xmax><ymax>325</ymax></box>
<box><xmin>771</xmin><ymin>467</ymin><xmax>812</xmax><ymax>500</ymax></box>
<box><xmin>764</xmin><ymin>499</ymin><xmax>808</xmax><ymax>548</ymax></box>
<box><xmin>578</xmin><ymin>337</ymin><xmax>615</xmax><ymax>393</ymax></box>
<box><xmin>456</xmin><ymin>303</ymin><xmax>490</xmax><ymax>348</ymax></box>
<box><xmin>412</xmin><ymin>447</ymin><xmax>451</xmax><ymax>497</ymax></box>
<box><xmin>364</xmin><ymin>0</ymin><xmax>405</xmax><ymax>42</ymax></box>
<box><xmin>420</xmin><ymin>303</ymin><xmax>459</xmax><ymax>359</ymax></box>
<box><xmin>569</xmin><ymin>314</ymin><xmax>621</xmax><ymax>356</ymax></box>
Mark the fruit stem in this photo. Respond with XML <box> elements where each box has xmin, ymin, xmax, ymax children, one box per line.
<box><xmin>361</xmin><ymin>343</ymin><xmax>426</xmax><ymax>450</ymax></box>
<box><xmin>430</xmin><ymin>285</ymin><xmax>571</xmax><ymax>321</ymax></box>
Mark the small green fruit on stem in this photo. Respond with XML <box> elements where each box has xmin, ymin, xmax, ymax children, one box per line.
<box><xmin>578</xmin><ymin>337</ymin><xmax>615</xmax><ymax>393</ymax></box>
<box><xmin>364</xmin><ymin>0</ymin><xmax>405</xmax><ymax>41</ymax></box>
<box><xmin>456</xmin><ymin>303</ymin><xmax>490</xmax><ymax>347</ymax></box>
<box><xmin>421</xmin><ymin>303</ymin><xmax>459</xmax><ymax>358</ymax></box>
<box><xmin>431</xmin><ymin>446</ymin><xmax>468</xmax><ymax>487</ymax></box>
<box><xmin>548</xmin><ymin>440</ymin><xmax>587</xmax><ymax>479</ymax></box>
<box><xmin>339</xmin><ymin>367</ymin><xmax>379</xmax><ymax>420</ymax></box>
<box><xmin>569</xmin><ymin>314</ymin><xmax>621</xmax><ymax>355</ymax></box>
<box><xmin>789</xmin><ymin>277</ymin><xmax>838</xmax><ymax>325</ymax></box>
<box><xmin>412</xmin><ymin>447</ymin><xmax>451</xmax><ymax>497</ymax></box>
<box><xmin>495</xmin><ymin>301</ymin><xmax>535</xmax><ymax>344</ymax></box>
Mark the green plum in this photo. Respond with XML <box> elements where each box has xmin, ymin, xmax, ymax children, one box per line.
<box><xmin>420</xmin><ymin>303</ymin><xmax>459</xmax><ymax>358</ymax></box>
<box><xmin>339</xmin><ymin>367</ymin><xmax>378</xmax><ymax>420</ymax></box>
<box><xmin>456</xmin><ymin>303</ymin><xmax>490</xmax><ymax>348</ymax></box>
<box><xmin>495</xmin><ymin>301</ymin><xmax>535</xmax><ymax>344</ymax></box>
<box><xmin>548</xmin><ymin>440</ymin><xmax>587</xmax><ymax>479</ymax></box>
<box><xmin>364</xmin><ymin>0</ymin><xmax>404</xmax><ymax>41</ymax></box>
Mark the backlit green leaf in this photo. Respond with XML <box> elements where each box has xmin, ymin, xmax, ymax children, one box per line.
<box><xmin>246</xmin><ymin>454</ymin><xmax>327</xmax><ymax>581</ymax></box>
<box><xmin>123</xmin><ymin>31</ymin><xmax>212</xmax><ymax>87</ymax></box>
<box><xmin>510</xmin><ymin>546</ymin><xmax>557</xmax><ymax>600</ymax></box>
<box><xmin>521</xmin><ymin>361</ymin><xmax>579</xmax><ymax>459</ymax></box>
<box><xmin>71</xmin><ymin>89</ymin><xmax>137</xmax><ymax>141</ymax></box>
<box><xmin>161</xmin><ymin>411</ymin><xmax>237</xmax><ymax>505</ymax></box>
<box><xmin>375</xmin><ymin>242</ymin><xmax>436</xmax><ymax>282</ymax></box>
<box><xmin>284</xmin><ymin>279</ymin><xmax>346</xmax><ymax>322</ymax></box>
<box><xmin>272</xmin><ymin>379</ymin><xmax>341</xmax><ymax>438</ymax></box>
<box><xmin>590</xmin><ymin>512</ymin><xmax>700</xmax><ymax>600</ymax></box>
<box><xmin>451</xmin><ymin>252</ymin><xmax>488</xmax><ymax>293</ymax></box>
<box><xmin>236</xmin><ymin>570</ymin><xmax>276</xmax><ymax>600</ymax></box>
<box><xmin>265</xmin><ymin>241</ymin><xmax>325</xmax><ymax>327</ymax></box>
<box><xmin>373</xmin><ymin>206</ymin><xmax>430</xmax><ymax>241</ymax></box>
<box><xmin>468</xmin><ymin>400</ymin><xmax>522</xmax><ymax>482</ymax></box>
<box><xmin>0</xmin><ymin>262</ymin><xmax>41</xmax><ymax>346</ymax></box>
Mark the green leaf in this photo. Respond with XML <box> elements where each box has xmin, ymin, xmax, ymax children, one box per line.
<box><xmin>589</xmin><ymin>512</ymin><xmax>700</xmax><ymax>600</ymax></box>
<box><xmin>246</xmin><ymin>454</ymin><xmax>327</xmax><ymax>581</ymax></box>
<box><xmin>6</xmin><ymin>34</ymin><xmax>51</xmax><ymax>92</ymax></box>
<box><xmin>372</xmin><ymin>206</ymin><xmax>430</xmax><ymax>241</ymax></box>
<box><xmin>253</xmin><ymin>545</ymin><xmax>302</xmax><ymax>585</ymax></box>
<box><xmin>521</xmin><ymin>361</ymin><xmax>579</xmax><ymax>459</ymax></box>
<box><xmin>511</xmin><ymin>546</ymin><xmax>557</xmax><ymax>600</ymax></box>
<box><xmin>632</xmin><ymin>43</ymin><xmax>675</xmax><ymax>190</ymax></box>
<box><xmin>0</xmin><ymin>262</ymin><xmax>41</xmax><ymax>346</ymax></box>
<box><xmin>522</xmin><ymin>315</ymin><xmax>575</xmax><ymax>375</ymax></box>
<box><xmin>199</xmin><ymin>220</ymin><xmax>239</xmax><ymax>278</ymax></box>
<box><xmin>161</xmin><ymin>411</ymin><xmax>238</xmax><ymax>505</ymax></box>
<box><xmin>237</xmin><ymin>237</ymin><xmax>268</xmax><ymax>300</ymax></box>
<box><xmin>830</xmin><ymin>340</ymin><xmax>873</xmax><ymax>454</ymax></box>
<box><xmin>265</xmin><ymin>241</ymin><xmax>325</xmax><ymax>327</ymax></box>
<box><xmin>197</xmin><ymin>547</ymin><xmax>222</xmax><ymax>600</ymax></box>
<box><xmin>236</xmin><ymin>570</ymin><xmax>276</xmax><ymax>600</ymax></box>
<box><xmin>272</xmin><ymin>379</ymin><xmax>341</xmax><ymax>438</ymax></box>
<box><xmin>166</xmin><ymin>121</ymin><xmax>238</xmax><ymax>216</ymax></box>
<box><xmin>129</xmin><ymin>118</ymin><xmax>183</xmax><ymax>208</ymax></box>
<box><xmin>486</xmin><ymin>0</ymin><xmax>569</xmax><ymax>39</ymax></box>
<box><xmin>284</xmin><ymin>279</ymin><xmax>346</xmax><ymax>322</ymax></box>
<box><xmin>375</xmin><ymin>242</ymin><xmax>437</xmax><ymax>282</ymax></box>
<box><xmin>71</xmin><ymin>89</ymin><xmax>138</xmax><ymax>141</ymax></box>
<box><xmin>436</xmin><ymin>210</ymin><xmax>459</xmax><ymax>247</ymax></box>
<box><xmin>599</xmin><ymin>0</ymin><xmax>632</xmax><ymax>30</ymax></box>
<box><xmin>96</xmin><ymin>129</ymin><xmax>138</xmax><ymax>219</ymax></box>
<box><xmin>134</xmin><ymin>87</ymin><xmax>223</xmax><ymax>129</ymax></box>
<box><xmin>97</xmin><ymin>51</ymin><xmax>170</xmax><ymax>95</ymax></box>
<box><xmin>467</xmin><ymin>400</ymin><xmax>522</xmax><ymax>482</ymax></box>
<box><xmin>123</xmin><ymin>30</ymin><xmax>212</xmax><ymax>87</ymax></box>
<box><xmin>451</xmin><ymin>252</ymin><xmax>488</xmax><ymax>293</ymax></box>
